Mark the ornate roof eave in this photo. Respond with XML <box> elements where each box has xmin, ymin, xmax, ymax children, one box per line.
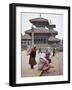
<box><xmin>48</xmin><ymin>37</ymin><xmax>60</xmax><ymax>42</ymax></box>
<box><xmin>25</xmin><ymin>29</ymin><xmax>58</xmax><ymax>34</ymax></box>
<box><xmin>47</xmin><ymin>25</ymin><xmax>56</xmax><ymax>28</ymax></box>
<box><xmin>21</xmin><ymin>34</ymin><xmax>31</xmax><ymax>39</ymax></box>
<box><xmin>30</xmin><ymin>17</ymin><xmax>48</xmax><ymax>23</ymax></box>
<box><xmin>48</xmin><ymin>40</ymin><xmax>60</xmax><ymax>42</ymax></box>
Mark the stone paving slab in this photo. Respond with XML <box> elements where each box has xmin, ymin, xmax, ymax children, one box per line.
<box><xmin>21</xmin><ymin>50</ymin><xmax>63</xmax><ymax>77</ymax></box>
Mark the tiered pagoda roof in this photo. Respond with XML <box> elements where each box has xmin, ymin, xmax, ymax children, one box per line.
<box><xmin>30</xmin><ymin>17</ymin><xmax>49</xmax><ymax>27</ymax></box>
<box><xmin>25</xmin><ymin>28</ymin><xmax>58</xmax><ymax>34</ymax></box>
<box><xmin>30</xmin><ymin>16</ymin><xmax>56</xmax><ymax>28</ymax></box>
<box><xmin>24</xmin><ymin>14</ymin><xmax>60</xmax><ymax>43</ymax></box>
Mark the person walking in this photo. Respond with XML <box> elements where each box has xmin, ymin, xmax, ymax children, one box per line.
<box><xmin>28</xmin><ymin>46</ymin><xmax>37</xmax><ymax>69</ymax></box>
<box><xmin>38</xmin><ymin>48</ymin><xmax>42</xmax><ymax>53</ymax></box>
<box><xmin>53</xmin><ymin>48</ymin><xmax>56</xmax><ymax>56</ymax></box>
<box><xmin>45</xmin><ymin>49</ymin><xmax>51</xmax><ymax>63</ymax></box>
<box><xmin>38</xmin><ymin>53</ymin><xmax>53</xmax><ymax>76</ymax></box>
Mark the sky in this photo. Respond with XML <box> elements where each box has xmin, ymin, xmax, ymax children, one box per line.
<box><xmin>21</xmin><ymin>12</ymin><xmax>64</xmax><ymax>39</ymax></box>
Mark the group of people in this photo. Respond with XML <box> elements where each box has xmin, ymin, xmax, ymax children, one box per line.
<box><xmin>27</xmin><ymin>46</ymin><xmax>55</xmax><ymax>74</ymax></box>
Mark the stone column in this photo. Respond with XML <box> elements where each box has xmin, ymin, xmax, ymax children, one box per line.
<box><xmin>31</xmin><ymin>26</ymin><xmax>34</xmax><ymax>47</ymax></box>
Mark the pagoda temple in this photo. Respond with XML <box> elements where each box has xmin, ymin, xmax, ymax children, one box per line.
<box><xmin>21</xmin><ymin>15</ymin><xmax>60</xmax><ymax>49</ymax></box>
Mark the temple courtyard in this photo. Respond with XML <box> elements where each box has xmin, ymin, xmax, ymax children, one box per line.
<box><xmin>21</xmin><ymin>50</ymin><xmax>63</xmax><ymax>77</ymax></box>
